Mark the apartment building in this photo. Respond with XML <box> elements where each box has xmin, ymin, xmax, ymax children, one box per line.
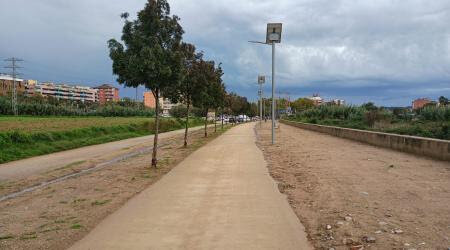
<box><xmin>27</xmin><ymin>82</ymin><xmax>98</xmax><ymax>102</ymax></box>
<box><xmin>0</xmin><ymin>74</ymin><xmax>26</xmax><ymax>96</ymax></box>
<box><xmin>143</xmin><ymin>91</ymin><xmax>157</xmax><ymax>108</ymax></box>
<box><xmin>308</xmin><ymin>94</ymin><xmax>323</xmax><ymax>106</ymax></box>
<box><xmin>94</xmin><ymin>84</ymin><xmax>119</xmax><ymax>104</ymax></box>
<box><xmin>412</xmin><ymin>98</ymin><xmax>433</xmax><ymax>110</ymax></box>
<box><xmin>143</xmin><ymin>91</ymin><xmax>179</xmax><ymax>115</ymax></box>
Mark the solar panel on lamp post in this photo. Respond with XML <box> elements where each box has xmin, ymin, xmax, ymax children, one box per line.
<box><xmin>248</xmin><ymin>23</ymin><xmax>282</xmax><ymax>145</ymax></box>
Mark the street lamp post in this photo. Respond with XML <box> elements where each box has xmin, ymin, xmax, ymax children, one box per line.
<box><xmin>258</xmin><ymin>75</ymin><xmax>265</xmax><ymax>127</ymax></box>
<box><xmin>249</xmin><ymin>23</ymin><xmax>282</xmax><ymax>145</ymax></box>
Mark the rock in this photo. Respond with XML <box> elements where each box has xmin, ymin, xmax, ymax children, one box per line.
<box><xmin>404</xmin><ymin>243</ymin><xmax>410</xmax><ymax>246</ymax></box>
<box><xmin>349</xmin><ymin>244</ymin><xmax>364</xmax><ymax>250</ymax></box>
<box><xmin>393</xmin><ymin>229</ymin><xmax>404</xmax><ymax>234</ymax></box>
<box><xmin>360</xmin><ymin>191</ymin><xmax>369</xmax><ymax>196</ymax></box>
<box><xmin>374</xmin><ymin>230</ymin><xmax>382</xmax><ymax>234</ymax></box>
<box><xmin>378</xmin><ymin>221</ymin><xmax>388</xmax><ymax>226</ymax></box>
<box><xmin>336</xmin><ymin>221</ymin><xmax>345</xmax><ymax>227</ymax></box>
<box><xmin>345</xmin><ymin>216</ymin><xmax>353</xmax><ymax>222</ymax></box>
<box><xmin>362</xmin><ymin>236</ymin><xmax>376</xmax><ymax>243</ymax></box>
<box><xmin>326</xmin><ymin>224</ymin><xmax>332</xmax><ymax>230</ymax></box>
<box><xmin>385</xmin><ymin>213</ymin><xmax>392</xmax><ymax>217</ymax></box>
<box><xmin>342</xmin><ymin>238</ymin><xmax>354</xmax><ymax>245</ymax></box>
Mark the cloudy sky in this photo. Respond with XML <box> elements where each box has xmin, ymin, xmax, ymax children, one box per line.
<box><xmin>1</xmin><ymin>0</ymin><xmax>449</xmax><ymax>106</ymax></box>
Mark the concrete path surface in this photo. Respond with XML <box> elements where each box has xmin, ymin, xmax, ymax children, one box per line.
<box><xmin>70</xmin><ymin>123</ymin><xmax>311</xmax><ymax>250</ymax></box>
<box><xmin>0</xmin><ymin>125</ymin><xmax>209</xmax><ymax>181</ymax></box>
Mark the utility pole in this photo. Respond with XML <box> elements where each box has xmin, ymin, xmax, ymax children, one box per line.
<box><xmin>4</xmin><ymin>57</ymin><xmax>23</xmax><ymax>116</ymax></box>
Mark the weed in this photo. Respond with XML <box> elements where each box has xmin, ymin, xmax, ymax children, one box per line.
<box><xmin>91</xmin><ymin>200</ymin><xmax>112</xmax><ymax>206</ymax></box>
<box><xmin>39</xmin><ymin>227</ymin><xmax>60</xmax><ymax>233</ymax></box>
<box><xmin>0</xmin><ymin>235</ymin><xmax>14</xmax><ymax>240</ymax></box>
<box><xmin>20</xmin><ymin>232</ymin><xmax>37</xmax><ymax>240</ymax></box>
<box><xmin>70</xmin><ymin>224</ymin><xmax>82</xmax><ymax>230</ymax></box>
<box><xmin>72</xmin><ymin>198</ymin><xmax>87</xmax><ymax>203</ymax></box>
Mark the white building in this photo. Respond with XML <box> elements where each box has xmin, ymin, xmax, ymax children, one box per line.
<box><xmin>27</xmin><ymin>82</ymin><xmax>98</xmax><ymax>102</ymax></box>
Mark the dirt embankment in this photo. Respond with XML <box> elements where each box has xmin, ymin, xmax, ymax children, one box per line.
<box><xmin>256</xmin><ymin>122</ymin><xmax>450</xmax><ymax>250</ymax></box>
<box><xmin>0</xmin><ymin>126</ymin><xmax>228</xmax><ymax>250</ymax></box>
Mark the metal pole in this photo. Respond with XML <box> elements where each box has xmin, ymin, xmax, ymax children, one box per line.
<box><xmin>259</xmin><ymin>83</ymin><xmax>262</xmax><ymax>127</ymax></box>
<box><xmin>271</xmin><ymin>42</ymin><xmax>275</xmax><ymax>145</ymax></box>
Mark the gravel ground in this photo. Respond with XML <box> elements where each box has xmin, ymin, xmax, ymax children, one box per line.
<box><xmin>256</xmin><ymin>122</ymin><xmax>450</xmax><ymax>250</ymax></box>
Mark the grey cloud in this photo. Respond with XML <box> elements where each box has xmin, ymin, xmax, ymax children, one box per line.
<box><xmin>1</xmin><ymin>0</ymin><xmax>449</xmax><ymax>105</ymax></box>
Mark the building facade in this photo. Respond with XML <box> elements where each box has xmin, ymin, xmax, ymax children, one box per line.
<box><xmin>143</xmin><ymin>91</ymin><xmax>156</xmax><ymax>108</ymax></box>
<box><xmin>143</xmin><ymin>91</ymin><xmax>179</xmax><ymax>115</ymax></box>
<box><xmin>94</xmin><ymin>84</ymin><xmax>119</xmax><ymax>104</ymax></box>
<box><xmin>412</xmin><ymin>98</ymin><xmax>432</xmax><ymax>110</ymax></box>
<box><xmin>0</xmin><ymin>74</ymin><xmax>26</xmax><ymax>96</ymax></box>
<box><xmin>27</xmin><ymin>82</ymin><xmax>98</xmax><ymax>102</ymax></box>
<box><xmin>308</xmin><ymin>94</ymin><xmax>323</xmax><ymax>106</ymax></box>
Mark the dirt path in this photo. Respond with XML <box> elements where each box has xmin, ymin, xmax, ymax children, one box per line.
<box><xmin>0</xmin><ymin>125</ymin><xmax>208</xmax><ymax>181</ymax></box>
<box><xmin>257</xmin><ymin>122</ymin><xmax>450</xmax><ymax>250</ymax></box>
<box><xmin>70</xmin><ymin>123</ymin><xmax>312</xmax><ymax>250</ymax></box>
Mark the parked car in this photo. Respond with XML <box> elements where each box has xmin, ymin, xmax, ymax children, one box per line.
<box><xmin>229</xmin><ymin>117</ymin><xmax>236</xmax><ymax>123</ymax></box>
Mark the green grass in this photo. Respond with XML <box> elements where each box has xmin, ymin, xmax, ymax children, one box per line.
<box><xmin>0</xmin><ymin>116</ymin><xmax>204</xmax><ymax>163</ymax></box>
<box><xmin>70</xmin><ymin>224</ymin><xmax>82</xmax><ymax>230</ymax></box>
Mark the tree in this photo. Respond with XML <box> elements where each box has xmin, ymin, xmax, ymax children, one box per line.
<box><xmin>291</xmin><ymin>98</ymin><xmax>314</xmax><ymax>113</ymax></box>
<box><xmin>165</xmin><ymin>42</ymin><xmax>201</xmax><ymax>147</ymax></box>
<box><xmin>108</xmin><ymin>0</ymin><xmax>184</xmax><ymax>167</ymax></box>
<box><xmin>191</xmin><ymin>59</ymin><xmax>221</xmax><ymax>137</ymax></box>
<box><xmin>210</xmin><ymin>64</ymin><xmax>226</xmax><ymax>132</ymax></box>
<box><xmin>439</xmin><ymin>96</ymin><xmax>449</xmax><ymax>106</ymax></box>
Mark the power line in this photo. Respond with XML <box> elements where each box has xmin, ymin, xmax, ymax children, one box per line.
<box><xmin>4</xmin><ymin>57</ymin><xmax>24</xmax><ymax>116</ymax></box>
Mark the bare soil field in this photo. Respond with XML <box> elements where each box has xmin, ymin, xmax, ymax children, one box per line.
<box><xmin>0</xmin><ymin>126</ymin><xmax>229</xmax><ymax>250</ymax></box>
<box><xmin>256</xmin><ymin>122</ymin><xmax>450</xmax><ymax>250</ymax></box>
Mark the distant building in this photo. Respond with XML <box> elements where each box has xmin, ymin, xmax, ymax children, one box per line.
<box><xmin>160</xmin><ymin>97</ymin><xmax>179</xmax><ymax>115</ymax></box>
<box><xmin>332</xmin><ymin>99</ymin><xmax>346</xmax><ymax>106</ymax></box>
<box><xmin>27</xmin><ymin>82</ymin><xmax>98</xmax><ymax>102</ymax></box>
<box><xmin>307</xmin><ymin>94</ymin><xmax>323</xmax><ymax>106</ymax></box>
<box><xmin>0</xmin><ymin>74</ymin><xmax>26</xmax><ymax>96</ymax></box>
<box><xmin>143</xmin><ymin>91</ymin><xmax>156</xmax><ymax>108</ymax></box>
<box><xmin>143</xmin><ymin>91</ymin><xmax>179</xmax><ymax>115</ymax></box>
<box><xmin>94</xmin><ymin>84</ymin><xmax>119</xmax><ymax>104</ymax></box>
<box><xmin>412</xmin><ymin>98</ymin><xmax>432</xmax><ymax>110</ymax></box>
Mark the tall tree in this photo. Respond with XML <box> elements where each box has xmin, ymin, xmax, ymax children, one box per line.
<box><xmin>165</xmin><ymin>43</ymin><xmax>203</xmax><ymax>147</ymax></box>
<box><xmin>192</xmin><ymin>59</ymin><xmax>219</xmax><ymax>137</ymax></box>
<box><xmin>108</xmin><ymin>0</ymin><xmax>184</xmax><ymax>167</ymax></box>
<box><xmin>210</xmin><ymin>64</ymin><xmax>226</xmax><ymax>132</ymax></box>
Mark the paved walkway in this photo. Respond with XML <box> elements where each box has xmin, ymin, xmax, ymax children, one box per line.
<box><xmin>70</xmin><ymin>123</ymin><xmax>311</xmax><ymax>250</ymax></box>
<box><xmin>0</xmin><ymin>126</ymin><xmax>208</xmax><ymax>181</ymax></box>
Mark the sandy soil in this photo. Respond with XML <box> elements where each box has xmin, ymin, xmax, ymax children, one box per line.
<box><xmin>0</xmin><ymin>126</ymin><xmax>227</xmax><ymax>250</ymax></box>
<box><xmin>256</xmin><ymin>122</ymin><xmax>450</xmax><ymax>250</ymax></box>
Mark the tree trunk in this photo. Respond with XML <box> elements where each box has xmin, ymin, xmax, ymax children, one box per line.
<box><xmin>184</xmin><ymin>102</ymin><xmax>190</xmax><ymax>147</ymax></box>
<box><xmin>221</xmin><ymin>107</ymin><xmax>224</xmax><ymax>130</ymax></box>
<box><xmin>151</xmin><ymin>90</ymin><xmax>160</xmax><ymax>168</ymax></box>
<box><xmin>214</xmin><ymin>110</ymin><xmax>217</xmax><ymax>133</ymax></box>
<box><xmin>204</xmin><ymin>108</ymin><xmax>208</xmax><ymax>137</ymax></box>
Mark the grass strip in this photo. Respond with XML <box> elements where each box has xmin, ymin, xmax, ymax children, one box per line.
<box><xmin>0</xmin><ymin>118</ymin><xmax>204</xmax><ymax>163</ymax></box>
